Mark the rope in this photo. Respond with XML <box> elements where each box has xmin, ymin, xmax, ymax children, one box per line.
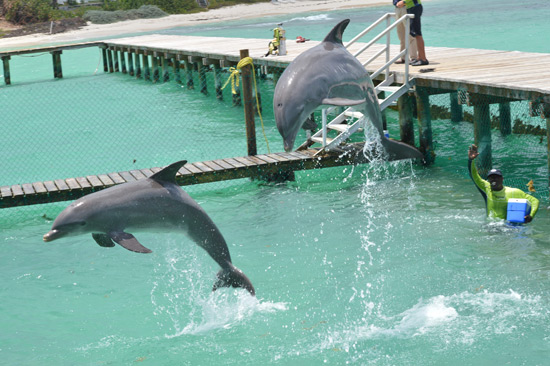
<box><xmin>221</xmin><ymin>57</ymin><xmax>271</xmax><ymax>153</ymax></box>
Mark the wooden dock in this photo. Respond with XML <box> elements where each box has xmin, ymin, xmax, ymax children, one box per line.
<box><xmin>2</xmin><ymin>33</ymin><xmax>550</xmax><ymax>208</ymax></box>
<box><xmin>0</xmin><ymin>148</ymin><xmax>371</xmax><ymax>209</ymax></box>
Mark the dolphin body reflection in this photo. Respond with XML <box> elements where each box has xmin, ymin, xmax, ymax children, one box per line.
<box><xmin>43</xmin><ymin>160</ymin><xmax>255</xmax><ymax>296</ymax></box>
<box><xmin>273</xmin><ymin>19</ymin><xmax>422</xmax><ymax>160</ymax></box>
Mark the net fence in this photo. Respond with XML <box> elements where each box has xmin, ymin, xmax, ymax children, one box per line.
<box><xmin>0</xmin><ymin>52</ymin><xmax>548</xmax><ymax>220</ymax></box>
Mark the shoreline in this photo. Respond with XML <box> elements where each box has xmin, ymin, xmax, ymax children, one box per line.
<box><xmin>0</xmin><ymin>0</ymin><xmax>392</xmax><ymax>50</ymax></box>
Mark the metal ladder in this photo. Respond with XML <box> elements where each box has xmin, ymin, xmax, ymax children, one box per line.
<box><xmin>297</xmin><ymin>12</ymin><xmax>415</xmax><ymax>152</ymax></box>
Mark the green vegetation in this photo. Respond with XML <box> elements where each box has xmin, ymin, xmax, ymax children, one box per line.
<box><xmin>1</xmin><ymin>0</ymin><xmax>269</xmax><ymax>27</ymax></box>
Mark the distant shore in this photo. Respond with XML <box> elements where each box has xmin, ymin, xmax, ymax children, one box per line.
<box><xmin>0</xmin><ymin>0</ymin><xmax>405</xmax><ymax>49</ymax></box>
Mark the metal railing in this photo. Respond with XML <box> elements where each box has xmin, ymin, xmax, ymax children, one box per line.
<box><xmin>345</xmin><ymin>12</ymin><xmax>415</xmax><ymax>85</ymax></box>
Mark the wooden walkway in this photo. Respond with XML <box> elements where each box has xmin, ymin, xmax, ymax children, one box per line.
<box><xmin>0</xmin><ymin>149</ymin><xmax>367</xmax><ymax>209</ymax></box>
<box><xmin>97</xmin><ymin>34</ymin><xmax>550</xmax><ymax>102</ymax></box>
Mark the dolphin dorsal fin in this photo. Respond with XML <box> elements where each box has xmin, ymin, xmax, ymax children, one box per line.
<box><xmin>150</xmin><ymin>160</ymin><xmax>188</xmax><ymax>183</ymax></box>
<box><xmin>322</xmin><ymin>19</ymin><xmax>350</xmax><ymax>45</ymax></box>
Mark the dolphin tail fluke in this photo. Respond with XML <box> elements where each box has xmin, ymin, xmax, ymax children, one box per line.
<box><xmin>381</xmin><ymin>138</ymin><xmax>424</xmax><ymax>161</ymax></box>
<box><xmin>213</xmin><ymin>266</ymin><xmax>256</xmax><ymax>296</ymax></box>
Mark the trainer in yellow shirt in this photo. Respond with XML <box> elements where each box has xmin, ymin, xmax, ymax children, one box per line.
<box><xmin>468</xmin><ymin>144</ymin><xmax>539</xmax><ymax>222</ymax></box>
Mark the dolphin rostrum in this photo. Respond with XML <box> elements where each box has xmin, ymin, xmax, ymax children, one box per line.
<box><xmin>43</xmin><ymin>160</ymin><xmax>255</xmax><ymax>296</ymax></box>
<box><xmin>273</xmin><ymin>19</ymin><xmax>422</xmax><ymax>160</ymax></box>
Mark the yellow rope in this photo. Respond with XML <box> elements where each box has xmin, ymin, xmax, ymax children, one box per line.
<box><xmin>221</xmin><ymin>57</ymin><xmax>271</xmax><ymax>153</ymax></box>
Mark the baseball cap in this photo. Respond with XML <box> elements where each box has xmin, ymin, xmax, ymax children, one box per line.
<box><xmin>487</xmin><ymin>169</ymin><xmax>502</xmax><ymax>177</ymax></box>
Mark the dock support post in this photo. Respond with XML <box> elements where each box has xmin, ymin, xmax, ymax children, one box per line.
<box><xmin>184</xmin><ymin>59</ymin><xmax>194</xmax><ymax>89</ymax></box>
<box><xmin>100</xmin><ymin>47</ymin><xmax>108</xmax><ymax>72</ymax></box>
<box><xmin>198</xmin><ymin>61</ymin><xmax>207</xmax><ymax>95</ymax></box>
<box><xmin>415</xmin><ymin>87</ymin><xmax>435</xmax><ymax>165</ymax></box>
<box><xmin>127</xmin><ymin>51</ymin><xmax>134</xmax><ymax>76</ymax></box>
<box><xmin>499</xmin><ymin>102</ymin><xmax>512</xmax><ymax>136</ymax></box>
<box><xmin>450</xmin><ymin>92</ymin><xmax>463</xmax><ymax>122</ymax></box>
<box><xmin>173</xmin><ymin>56</ymin><xmax>181</xmax><ymax>84</ymax></box>
<box><xmin>547</xmin><ymin>112</ymin><xmax>550</xmax><ymax>196</ymax></box>
<box><xmin>473</xmin><ymin>103</ymin><xmax>492</xmax><ymax>176</ymax></box>
<box><xmin>152</xmin><ymin>54</ymin><xmax>159</xmax><ymax>83</ymax></box>
<box><xmin>398</xmin><ymin>92</ymin><xmax>415</xmax><ymax>146</ymax></box>
<box><xmin>240</xmin><ymin>49</ymin><xmax>257</xmax><ymax>156</ymax></box>
<box><xmin>213</xmin><ymin>63</ymin><xmax>223</xmax><ymax>100</ymax></box>
<box><xmin>51</xmin><ymin>51</ymin><xmax>63</xmax><ymax>79</ymax></box>
<box><xmin>2</xmin><ymin>56</ymin><xmax>10</xmax><ymax>85</ymax></box>
<box><xmin>120</xmin><ymin>50</ymin><xmax>127</xmax><ymax>74</ymax></box>
<box><xmin>113</xmin><ymin>49</ymin><xmax>119</xmax><ymax>72</ymax></box>
<box><xmin>134</xmin><ymin>50</ymin><xmax>141</xmax><ymax>78</ymax></box>
<box><xmin>379</xmin><ymin>90</ymin><xmax>388</xmax><ymax>130</ymax></box>
<box><xmin>107</xmin><ymin>49</ymin><xmax>114</xmax><ymax>73</ymax></box>
<box><xmin>142</xmin><ymin>54</ymin><xmax>150</xmax><ymax>81</ymax></box>
<box><xmin>162</xmin><ymin>54</ymin><xmax>170</xmax><ymax>82</ymax></box>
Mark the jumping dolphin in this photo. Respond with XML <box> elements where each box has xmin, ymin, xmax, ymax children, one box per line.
<box><xmin>43</xmin><ymin>160</ymin><xmax>255</xmax><ymax>296</ymax></box>
<box><xmin>273</xmin><ymin>19</ymin><xmax>422</xmax><ymax>160</ymax></box>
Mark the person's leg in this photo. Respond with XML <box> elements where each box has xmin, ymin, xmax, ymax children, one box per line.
<box><xmin>416</xmin><ymin>35</ymin><xmax>426</xmax><ymax>61</ymax></box>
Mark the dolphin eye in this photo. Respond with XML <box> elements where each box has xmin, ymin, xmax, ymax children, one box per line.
<box><xmin>277</xmin><ymin>103</ymin><xmax>282</xmax><ymax>107</ymax></box>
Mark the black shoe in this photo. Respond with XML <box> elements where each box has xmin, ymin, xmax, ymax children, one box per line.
<box><xmin>411</xmin><ymin>59</ymin><xmax>429</xmax><ymax>66</ymax></box>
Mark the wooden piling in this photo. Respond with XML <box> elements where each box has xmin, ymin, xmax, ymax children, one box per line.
<box><xmin>214</xmin><ymin>63</ymin><xmax>223</xmax><ymax>100</ymax></box>
<box><xmin>101</xmin><ymin>47</ymin><xmax>108</xmax><ymax>72</ymax></box>
<box><xmin>473</xmin><ymin>103</ymin><xmax>492</xmax><ymax>176</ymax></box>
<box><xmin>152</xmin><ymin>54</ymin><xmax>159</xmax><ymax>83</ymax></box>
<box><xmin>113</xmin><ymin>49</ymin><xmax>119</xmax><ymax>72</ymax></box>
<box><xmin>2</xmin><ymin>56</ymin><xmax>10</xmax><ymax>85</ymax></box>
<box><xmin>240</xmin><ymin>49</ymin><xmax>257</xmax><ymax>156</ymax></box>
<box><xmin>184</xmin><ymin>59</ymin><xmax>194</xmax><ymax>89</ymax></box>
<box><xmin>120</xmin><ymin>49</ymin><xmax>127</xmax><ymax>74</ymax></box>
<box><xmin>415</xmin><ymin>87</ymin><xmax>434</xmax><ymax>165</ymax></box>
<box><xmin>173</xmin><ymin>56</ymin><xmax>181</xmax><ymax>84</ymax></box>
<box><xmin>142</xmin><ymin>53</ymin><xmax>150</xmax><ymax>81</ymax></box>
<box><xmin>450</xmin><ymin>92</ymin><xmax>462</xmax><ymax>122</ymax></box>
<box><xmin>127</xmin><ymin>51</ymin><xmax>134</xmax><ymax>76</ymax></box>
<box><xmin>107</xmin><ymin>49</ymin><xmax>114</xmax><ymax>73</ymax></box>
<box><xmin>51</xmin><ymin>51</ymin><xmax>63</xmax><ymax>79</ymax></box>
<box><xmin>162</xmin><ymin>54</ymin><xmax>170</xmax><ymax>82</ymax></box>
<box><xmin>134</xmin><ymin>50</ymin><xmax>141</xmax><ymax>78</ymax></box>
<box><xmin>498</xmin><ymin>102</ymin><xmax>512</xmax><ymax>135</ymax></box>
<box><xmin>398</xmin><ymin>92</ymin><xmax>415</xmax><ymax>146</ymax></box>
<box><xmin>198</xmin><ymin>60</ymin><xmax>208</xmax><ymax>95</ymax></box>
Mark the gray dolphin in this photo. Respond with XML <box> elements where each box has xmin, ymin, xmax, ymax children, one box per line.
<box><xmin>273</xmin><ymin>19</ymin><xmax>422</xmax><ymax>160</ymax></box>
<box><xmin>43</xmin><ymin>160</ymin><xmax>255</xmax><ymax>296</ymax></box>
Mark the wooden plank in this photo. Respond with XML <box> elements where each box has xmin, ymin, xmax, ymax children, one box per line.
<box><xmin>141</xmin><ymin>169</ymin><xmax>154</xmax><ymax>177</ymax></box>
<box><xmin>223</xmin><ymin>158</ymin><xmax>246</xmax><ymax>168</ymax></box>
<box><xmin>0</xmin><ymin>186</ymin><xmax>11</xmax><ymax>198</ymax></box>
<box><xmin>211</xmin><ymin>158</ymin><xmax>234</xmax><ymax>170</ymax></box>
<box><xmin>21</xmin><ymin>183</ymin><xmax>35</xmax><ymax>195</ymax></box>
<box><xmin>267</xmin><ymin>153</ymin><xmax>288</xmax><ymax>162</ymax></box>
<box><xmin>193</xmin><ymin>161</ymin><xmax>214</xmax><ymax>172</ymax></box>
<box><xmin>11</xmin><ymin>185</ymin><xmax>24</xmax><ymax>197</ymax></box>
<box><xmin>233</xmin><ymin>156</ymin><xmax>256</xmax><ymax>167</ymax></box>
<box><xmin>65</xmin><ymin>178</ymin><xmax>81</xmax><ymax>190</ymax></box>
<box><xmin>203</xmin><ymin>160</ymin><xmax>225</xmax><ymax>171</ymax></box>
<box><xmin>254</xmin><ymin>154</ymin><xmax>278</xmax><ymax>164</ymax></box>
<box><xmin>108</xmin><ymin>172</ymin><xmax>126</xmax><ymax>184</ymax></box>
<box><xmin>246</xmin><ymin>155</ymin><xmax>268</xmax><ymax>165</ymax></box>
<box><xmin>119</xmin><ymin>171</ymin><xmax>136</xmax><ymax>182</ymax></box>
<box><xmin>32</xmin><ymin>182</ymin><xmax>48</xmax><ymax>194</ymax></box>
<box><xmin>76</xmin><ymin>177</ymin><xmax>92</xmax><ymax>189</ymax></box>
<box><xmin>86</xmin><ymin>175</ymin><xmax>104</xmax><ymax>188</ymax></box>
<box><xmin>130</xmin><ymin>170</ymin><xmax>147</xmax><ymax>180</ymax></box>
<box><xmin>43</xmin><ymin>181</ymin><xmax>58</xmax><ymax>193</ymax></box>
<box><xmin>98</xmin><ymin>174</ymin><xmax>115</xmax><ymax>186</ymax></box>
<box><xmin>184</xmin><ymin>163</ymin><xmax>202</xmax><ymax>174</ymax></box>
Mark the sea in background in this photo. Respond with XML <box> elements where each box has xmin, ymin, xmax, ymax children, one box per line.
<box><xmin>1</xmin><ymin>0</ymin><xmax>550</xmax><ymax>365</ymax></box>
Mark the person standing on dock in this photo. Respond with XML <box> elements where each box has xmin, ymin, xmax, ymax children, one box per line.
<box><xmin>468</xmin><ymin>144</ymin><xmax>539</xmax><ymax>222</ymax></box>
<box><xmin>395</xmin><ymin>0</ymin><xmax>428</xmax><ymax>66</ymax></box>
<box><xmin>393</xmin><ymin>0</ymin><xmax>418</xmax><ymax>64</ymax></box>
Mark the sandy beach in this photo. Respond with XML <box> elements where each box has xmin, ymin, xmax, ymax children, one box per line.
<box><xmin>0</xmin><ymin>0</ymin><xmax>393</xmax><ymax>49</ymax></box>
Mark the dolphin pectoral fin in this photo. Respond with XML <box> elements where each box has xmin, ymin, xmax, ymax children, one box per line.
<box><xmin>381</xmin><ymin>138</ymin><xmax>424</xmax><ymax>160</ymax></box>
<box><xmin>322</xmin><ymin>97</ymin><xmax>366</xmax><ymax>107</ymax></box>
<box><xmin>92</xmin><ymin>233</ymin><xmax>115</xmax><ymax>248</ymax></box>
<box><xmin>213</xmin><ymin>267</ymin><xmax>255</xmax><ymax>296</ymax></box>
<box><xmin>110</xmin><ymin>232</ymin><xmax>152</xmax><ymax>254</ymax></box>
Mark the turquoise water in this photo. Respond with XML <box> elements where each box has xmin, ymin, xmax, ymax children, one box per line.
<box><xmin>2</xmin><ymin>0</ymin><xmax>550</xmax><ymax>364</ymax></box>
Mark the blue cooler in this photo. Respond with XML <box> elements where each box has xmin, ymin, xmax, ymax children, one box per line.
<box><xmin>507</xmin><ymin>198</ymin><xmax>531</xmax><ymax>223</ymax></box>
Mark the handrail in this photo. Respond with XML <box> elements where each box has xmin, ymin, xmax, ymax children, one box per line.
<box><xmin>344</xmin><ymin>13</ymin><xmax>415</xmax><ymax>86</ymax></box>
